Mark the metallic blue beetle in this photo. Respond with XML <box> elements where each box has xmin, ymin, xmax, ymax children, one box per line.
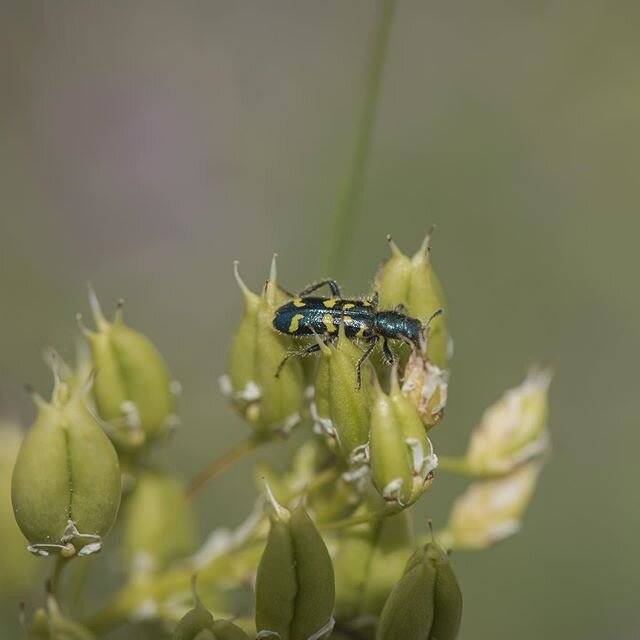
<box><xmin>272</xmin><ymin>280</ymin><xmax>434</xmax><ymax>388</ymax></box>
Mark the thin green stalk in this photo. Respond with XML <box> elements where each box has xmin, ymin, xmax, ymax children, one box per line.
<box><xmin>326</xmin><ymin>0</ymin><xmax>397</xmax><ymax>279</ymax></box>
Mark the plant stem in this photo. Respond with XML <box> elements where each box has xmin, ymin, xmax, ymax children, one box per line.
<box><xmin>320</xmin><ymin>505</ymin><xmax>399</xmax><ymax>531</ymax></box>
<box><xmin>326</xmin><ymin>0</ymin><xmax>397</xmax><ymax>279</ymax></box>
<box><xmin>185</xmin><ymin>435</ymin><xmax>263</xmax><ymax>500</ymax></box>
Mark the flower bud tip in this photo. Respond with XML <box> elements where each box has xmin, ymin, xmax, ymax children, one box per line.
<box><xmin>386</xmin><ymin>233</ymin><xmax>402</xmax><ymax>256</ymax></box>
<box><xmin>87</xmin><ymin>284</ymin><xmax>109</xmax><ymax>330</ymax></box>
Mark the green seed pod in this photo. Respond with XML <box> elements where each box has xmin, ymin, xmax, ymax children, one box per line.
<box><xmin>311</xmin><ymin>324</ymin><xmax>372</xmax><ymax>466</ymax></box>
<box><xmin>80</xmin><ymin>288</ymin><xmax>178</xmax><ymax>452</ymax></box>
<box><xmin>375</xmin><ymin>231</ymin><xmax>450</xmax><ymax>368</ymax></box>
<box><xmin>370</xmin><ymin>369</ymin><xmax>437</xmax><ymax>507</ymax></box>
<box><xmin>335</xmin><ymin>495</ymin><xmax>414</xmax><ymax>627</ymax></box>
<box><xmin>122</xmin><ymin>468</ymin><xmax>197</xmax><ymax>574</ymax></box>
<box><xmin>220</xmin><ymin>258</ymin><xmax>305</xmax><ymax>437</ymax></box>
<box><xmin>11</xmin><ymin>371</ymin><xmax>121</xmax><ymax>557</ymax></box>
<box><xmin>0</xmin><ymin>423</ymin><xmax>37</xmax><ymax>594</ymax></box>
<box><xmin>173</xmin><ymin>577</ymin><xmax>250</xmax><ymax>640</ymax></box>
<box><xmin>255</xmin><ymin>491</ymin><xmax>335</xmax><ymax>640</ymax></box>
<box><xmin>376</xmin><ymin>536</ymin><xmax>462</xmax><ymax>640</ymax></box>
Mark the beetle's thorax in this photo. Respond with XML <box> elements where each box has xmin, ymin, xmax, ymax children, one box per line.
<box><xmin>373</xmin><ymin>311</ymin><xmax>422</xmax><ymax>347</ymax></box>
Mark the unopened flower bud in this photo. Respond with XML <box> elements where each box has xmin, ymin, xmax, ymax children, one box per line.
<box><xmin>220</xmin><ymin>258</ymin><xmax>304</xmax><ymax>437</ymax></box>
<box><xmin>80</xmin><ymin>288</ymin><xmax>178</xmax><ymax>451</ymax></box>
<box><xmin>443</xmin><ymin>461</ymin><xmax>543</xmax><ymax>550</ymax></box>
<box><xmin>173</xmin><ymin>577</ymin><xmax>250</xmax><ymax>640</ymax></box>
<box><xmin>11</xmin><ymin>370</ymin><xmax>121</xmax><ymax>557</ymax></box>
<box><xmin>122</xmin><ymin>468</ymin><xmax>197</xmax><ymax>575</ymax></box>
<box><xmin>311</xmin><ymin>324</ymin><xmax>372</xmax><ymax>466</ymax></box>
<box><xmin>335</xmin><ymin>497</ymin><xmax>414</xmax><ymax>627</ymax></box>
<box><xmin>375</xmin><ymin>231</ymin><xmax>450</xmax><ymax>368</ymax></box>
<box><xmin>370</xmin><ymin>370</ymin><xmax>438</xmax><ymax>507</ymax></box>
<box><xmin>255</xmin><ymin>488</ymin><xmax>335</xmax><ymax>640</ymax></box>
<box><xmin>401</xmin><ymin>352</ymin><xmax>448</xmax><ymax>430</ymax></box>
<box><xmin>465</xmin><ymin>369</ymin><xmax>551</xmax><ymax>475</ymax></box>
<box><xmin>0</xmin><ymin>423</ymin><xmax>37</xmax><ymax>593</ymax></box>
<box><xmin>376</xmin><ymin>534</ymin><xmax>462</xmax><ymax>640</ymax></box>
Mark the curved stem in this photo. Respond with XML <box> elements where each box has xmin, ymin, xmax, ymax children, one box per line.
<box><xmin>185</xmin><ymin>435</ymin><xmax>264</xmax><ymax>500</ymax></box>
<box><xmin>326</xmin><ymin>0</ymin><xmax>397</xmax><ymax>279</ymax></box>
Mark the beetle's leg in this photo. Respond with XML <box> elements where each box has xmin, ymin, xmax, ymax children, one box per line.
<box><xmin>298</xmin><ymin>280</ymin><xmax>342</xmax><ymax>297</ymax></box>
<box><xmin>275</xmin><ymin>337</ymin><xmax>335</xmax><ymax>377</ymax></box>
<box><xmin>370</xmin><ymin>290</ymin><xmax>379</xmax><ymax>309</ymax></box>
<box><xmin>382</xmin><ymin>338</ymin><xmax>395</xmax><ymax>365</ymax></box>
<box><xmin>355</xmin><ymin>336</ymin><xmax>379</xmax><ymax>390</ymax></box>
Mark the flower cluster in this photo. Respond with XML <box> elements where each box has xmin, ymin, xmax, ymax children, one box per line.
<box><xmin>7</xmin><ymin>233</ymin><xmax>551</xmax><ymax>640</ymax></box>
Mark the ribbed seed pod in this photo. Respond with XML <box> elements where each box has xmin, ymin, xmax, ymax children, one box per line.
<box><xmin>370</xmin><ymin>369</ymin><xmax>437</xmax><ymax>507</ymax></box>
<box><xmin>80</xmin><ymin>289</ymin><xmax>178</xmax><ymax>452</ymax></box>
<box><xmin>11</xmin><ymin>372</ymin><xmax>121</xmax><ymax>557</ymax></box>
<box><xmin>376</xmin><ymin>537</ymin><xmax>462</xmax><ymax>640</ymax></box>
<box><xmin>311</xmin><ymin>324</ymin><xmax>372</xmax><ymax>466</ymax></box>
<box><xmin>255</xmin><ymin>494</ymin><xmax>335</xmax><ymax>640</ymax></box>
<box><xmin>221</xmin><ymin>258</ymin><xmax>304</xmax><ymax>437</ymax></box>
<box><xmin>375</xmin><ymin>232</ymin><xmax>450</xmax><ymax>368</ymax></box>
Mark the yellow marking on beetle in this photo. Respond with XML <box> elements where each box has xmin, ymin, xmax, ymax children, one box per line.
<box><xmin>288</xmin><ymin>314</ymin><xmax>305</xmax><ymax>333</ymax></box>
<box><xmin>343</xmin><ymin>303</ymin><xmax>355</xmax><ymax>309</ymax></box>
<box><xmin>343</xmin><ymin>315</ymin><xmax>354</xmax><ymax>324</ymax></box>
<box><xmin>323</xmin><ymin>298</ymin><xmax>338</xmax><ymax>308</ymax></box>
<box><xmin>293</xmin><ymin>298</ymin><xmax>305</xmax><ymax>307</ymax></box>
<box><xmin>323</xmin><ymin>314</ymin><xmax>337</xmax><ymax>333</ymax></box>
<box><xmin>356</xmin><ymin>326</ymin><xmax>367</xmax><ymax>338</ymax></box>
<box><xmin>362</xmin><ymin>300</ymin><xmax>372</xmax><ymax>307</ymax></box>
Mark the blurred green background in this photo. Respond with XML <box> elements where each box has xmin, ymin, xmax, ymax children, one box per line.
<box><xmin>1</xmin><ymin>1</ymin><xmax>638</xmax><ymax>638</ymax></box>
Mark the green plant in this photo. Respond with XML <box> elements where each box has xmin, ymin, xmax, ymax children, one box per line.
<box><xmin>6</xmin><ymin>232</ymin><xmax>551</xmax><ymax>640</ymax></box>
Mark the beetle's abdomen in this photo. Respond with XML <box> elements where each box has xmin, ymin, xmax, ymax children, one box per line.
<box><xmin>272</xmin><ymin>297</ymin><xmax>374</xmax><ymax>339</ymax></box>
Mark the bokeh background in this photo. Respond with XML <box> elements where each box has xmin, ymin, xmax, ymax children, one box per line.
<box><xmin>1</xmin><ymin>2</ymin><xmax>639</xmax><ymax>638</ymax></box>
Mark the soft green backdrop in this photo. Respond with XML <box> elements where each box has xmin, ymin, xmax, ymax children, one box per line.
<box><xmin>1</xmin><ymin>2</ymin><xmax>638</xmax><ymax>638</ymax></box>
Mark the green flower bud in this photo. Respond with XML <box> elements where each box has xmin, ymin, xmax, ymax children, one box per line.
<box><xmin>220</xmin><ymin>258</ymin><xmax>305</xmax><ymax>437</ymax></box>
<box><xmin>79</xmin><ymin>288</ymin><xmax>178</xmax><ymax>452</ymax></box>
<box><xmin>23</xmin><ymin>588</ymin><xmax>98</xmax><ymax>639</ymax></box>
<box><xmin>311</xmin><ymin>324</ymin><xmax>372</xmax><ymax>466</ymax></box>
<box><xmin>0</xmin><ymin>423</ymin><xmax>38</xmax><ymax>593</ymax></box>
<box><xmin>173</xmin><ymin>577</ymin><xmax>250</xmax><ymax>640</ymax></box>
<box><xmin>335</xmin><ymin>496</ymin><xmax>414</xmax><ymax>627</ymax></box>
<box><xmin>375</xmin><ymin>231</ymin><xmax>451</xmax><ymax>368</ymax></box>
<box><xmin>370</xmin><ymin>369</ymin><xmax>437</xmax><ymax>507</ymax></box>
<box><xmin>465</xmin><ymin>369</ymin><xmax>551</xmax><ymax>475</ymax></box>
<box><xmin>401</xmin><ymin>352</ymin><xmax>448</xmax><ymax>430</ymax></box>
<box><xmin>376</xmin><ymin>536</ymin><xmax>462</xmax><ymax>640</ymax></box>
<box><xmin>11</xmin><ymin>371</ymin><xmax>121</xmax><ymax>557</ymax></box>
<box><xmin>255</xmin><ymin>490</ymin><xmax>335</xmax><ymax>640</ymax></box>
<box><xmin>442</xmin><ymin>461</ymin><xmax>543</xmax><ymax>550</ymax></box>
<box><xmin>122</xmin><ymin>468</ymin><xmax>197</xmax><ymax>575</ymax></box>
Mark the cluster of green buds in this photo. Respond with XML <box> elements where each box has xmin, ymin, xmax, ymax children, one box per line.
<box><xmin>5</xmin><ymin>232</ymin><xmax>552</xmax><ymax>640</ymax></box>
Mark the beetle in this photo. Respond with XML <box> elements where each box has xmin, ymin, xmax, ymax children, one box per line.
<box><xmin>272</xmin><ymin>279</ymin><xmax>440</xmax><ymax>388</ymax></box>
